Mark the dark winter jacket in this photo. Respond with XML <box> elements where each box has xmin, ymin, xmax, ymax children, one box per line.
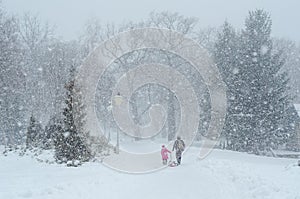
<box><xmin>172</xmin><ymin>139</ymin><xmax>185</xmax><ymax>152</ymax></box>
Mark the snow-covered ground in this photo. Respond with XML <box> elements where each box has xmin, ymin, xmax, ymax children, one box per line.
<box><xmin>0</xmin><ymin>147</ymin><xmax>299</xmax><ymax>199</ymax></box>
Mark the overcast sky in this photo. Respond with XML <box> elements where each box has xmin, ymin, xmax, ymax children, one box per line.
<box><xmin>3</xmin><ymin>0</ymin><xmax>300</xmax><ymax>42</ymax></box>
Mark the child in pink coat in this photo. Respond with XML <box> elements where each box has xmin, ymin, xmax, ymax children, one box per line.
<box><xmin>161</xmin><ymin>145</ymin><xmax>171</xmax><ymax>165</ymax></box>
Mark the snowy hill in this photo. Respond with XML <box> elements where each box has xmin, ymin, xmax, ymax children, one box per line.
<box><xmin>1</xmin><ymin>147</ymin><xmax>299</xmax><ymax>199</ymax></box>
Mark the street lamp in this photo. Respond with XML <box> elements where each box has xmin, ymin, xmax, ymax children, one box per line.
<box><xmin>106</xmin><ymin>105</ymin><xmax>113</xmax><ymax>142</ymax></box>
<box><xmin>113</xmin><ymin>92</ymin><xmax>123</xmax><ymax>154</ymax></box>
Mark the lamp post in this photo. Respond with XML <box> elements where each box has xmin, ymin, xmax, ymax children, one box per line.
<box><xmin>113</xmin><ymin>92</ymin><xmax>123</xmax><ymax>154</ymax></box>
<box><xmin>106</xmin><ymin>105</ymin><xmax>113</xmax><ymax>142</ymax></box>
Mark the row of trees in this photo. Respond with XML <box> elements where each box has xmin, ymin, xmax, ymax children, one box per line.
<box><xmin>0</xmin><ymin>3</ymin><xmax>300</xmax><ymax>160</ymax></box>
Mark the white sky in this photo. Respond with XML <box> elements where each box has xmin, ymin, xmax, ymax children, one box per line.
<box><xmin>3</xmin><ymin>0</ymin><xmax>300</xmax><ymax>42</ymax></box>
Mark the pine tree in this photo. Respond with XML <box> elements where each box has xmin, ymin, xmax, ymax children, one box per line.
<box><xmin>26</xmin><ymin>115</ymin><xmax>43</xmax><ymax>148</ymax></box>
<box><xmin>54</xmin><ymin>68</ymin><xmax>91</xmax><ymax>164</ymax></box>
<box><xmin>215</xmin><ymin>10</ymin><xmax>296</xmax><ymax>154</ymax></box>
<box><xmin>214</xmin><ymin>21</ymin><xmax>242</xmax><ymax>150</ymax></box>
<box><xmin>285</xmin><ymin>106</ymin><xmax>300</xmax><ymax>152</ymax></box>
<box><xmin>238</xmin><ymin>10</ymin><xmax>292</xmax><ymax>153</ymax></box>
<box><xmin>43</xmin><ymin>116</ymin><xmax>62</xmax><ymax>149</ymax></box>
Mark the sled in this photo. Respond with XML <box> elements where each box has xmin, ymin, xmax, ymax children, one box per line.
<box><xmin>168</xmin><ymin>153</ymin><xmax>178</xmax><ymax>167</ymax></box>
<box><xmin>168</xmin><ymin>160</ymin><xmax>178</xmax><ymax>167</ymax></box>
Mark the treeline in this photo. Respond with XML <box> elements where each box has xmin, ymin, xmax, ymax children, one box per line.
<box><xmin>0</xmin><ymin>4</ymin><xmax>300</xmax><ymax>160</ymax></box>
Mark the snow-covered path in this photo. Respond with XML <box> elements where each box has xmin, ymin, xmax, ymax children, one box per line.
<box><xmin>0</xmin><ymin>147</ymin><xmax>299</xmax><ymax>199</ymax></box>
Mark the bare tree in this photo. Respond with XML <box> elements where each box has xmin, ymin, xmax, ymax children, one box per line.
<box><xmin>0</xmin><ymin>8</ymin><xmax>25</xmax><ymax>145</ymax></box>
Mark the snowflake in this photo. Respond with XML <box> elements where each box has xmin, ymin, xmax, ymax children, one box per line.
<box><xmin>260</xmin><ymin>45</ymin><xmax>269</xmax><ymax>55</ymax></box>
<box><xmin>63</xmin><ymin>132</ymin><xmax>70</xmax><ymax>138</ymax></box>
<box><xmin>232</xmin><ymin>68</ymin><xmax>239</xmax><ymax>74</ymax></box>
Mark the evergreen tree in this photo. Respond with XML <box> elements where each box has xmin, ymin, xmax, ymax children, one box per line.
<box><xmin>43</xmin><ymin>116</ymin><xmax>62</xmax><ymax>149</ymax></box>
<box><xmin>54</xmin><ymin>68</ymin><xmax>91</xmax><ymax>163</ymax></box>
<box><xmin>215</xmin><ymin>10</ymin><xmax>296</xmax><ymax>154</ymax></box>
<box><xmin>239</xmin><ymin>10</ymin><xmax>292</xmax><ymax>153</ymax></box>
<box><xmin>285</xmin><ymin>106</ymin><xmax>300</xmax><ymax>152</ymax></box>
<box><xmin>26</xmin><ymin>115</ymin><xmax>43</xmax><ymax>148</ymax></box>
<box><xmin>214</xmin><ymin>21</ymin><xmax>242</xmax><ymax>150</ymax></box>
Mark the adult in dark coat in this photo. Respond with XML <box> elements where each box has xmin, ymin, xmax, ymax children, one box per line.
<box><xmin>172</xmin><ymin>136</ymin><xmax>185</xmax><ymax>165</ymax></box>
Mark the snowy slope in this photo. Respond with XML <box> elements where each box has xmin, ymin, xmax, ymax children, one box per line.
<box><xmin>0</xmin><ymin>147</ymin><xmax>299</xmax><ymax>199</ymax></box>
